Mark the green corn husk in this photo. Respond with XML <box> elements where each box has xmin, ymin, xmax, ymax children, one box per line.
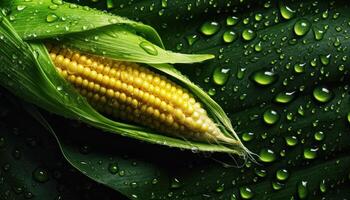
<box><xmin>0</xmin><ymin>0</ymin><xmax>252</xmax><ymax>157</ymax></box>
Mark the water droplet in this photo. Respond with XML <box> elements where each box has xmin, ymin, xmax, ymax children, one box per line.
<box><xmin>320</xmin><ymin>54</ymin><xmax>331</xmax><ymax>65</ymax></box>
<box><xmin>226</xmin><ymin>16</ymin><xmax>239</xmax><ymax>26</ymax></box>
<box><xmin>212</xmin><ymin>67</ymin><xmax>230</xmax><ymax>85</ymax></box>
<box><xmin>230</xmin><ymin>193</ymin><xmax>237</xmax><ymax>200</ymax></box>
<box><xmin>16</xmin><ymin>5</ymin><xmax>26</xmax><ymax>11</ymax></box>
<box><xmin>46</xmin><ymin>14</ymin><xmax>58</xmax><ymax>23</ymax></box>
<box><xmin>239</xmin><ymin>186</ymin><xmax>253</xmax><ymax>199</ymax></box>
<box><xmin>259</xmin><ymin>148</ymin><xmax>276</xmax><ymax>162</ymax></box>
<box><xmin>215</xmin><ymin>183</ymin><xmax>224</xmax><ymax>193</ymax></box>
<box><xmin>208</xmin><ymin>88</ymin><xmax>216</xmax><ymax>96</ymax></box>
<box><xmin>222</xmin><ymin>31</ymin><xmax>237</xmax><ymax>43</ymax></box>
<box><xmin>251</xmin><ymin>70</ymin><xmax>277</xmax><ymax>86</ymax></box>
<box><xmin>314</xmin><ymin>131</ymin><xmax>324</xmax><ymax>141</ymax></box>
<box><xmin>33</xmin><ymin>168</ymin><xmax>49</xmax><ymax>183</ymax></box>
<box><xmin>272</xmin><ymin>181</ymin><xmax>284</xmax><ymax>190</ymax></box>
<box><xmin>255</xmin><ymin>168</ymin><xmax>267</xmax><ymax>177</ymax></box>
<box><xmin>294</xmin><ymin>63</ymin><xmax>306</xmax><ymax>73</ymax></box>
<box><xmin>279</xmin><ymin>2</ymin><xmax>295</xmax><ymax>20</ymax></box>
<box><xmin>242</xmin><ymin>132</ymin><xmax>255</xmax><ymax>142</ymax></box>
<box><xmin>276</xmin><ymin>169</ymin><xmax>289</xmax><ymax>181</ymax></box>
<box><xmin>297</xmin><ymin>181</ymin><xmax>308</xmax><ymax>199</ymax></box>
<box><xmin>108</xmin><ymin>163</ymin><xmax>118</xmax><ymax>174</ymax></box>
<box><xmin>139</xmin><ymin>41</ymin><xmax>158</xmax><ymax>56</ymax></box>
<box><xmin>254</xmin><ymin>13</ymin><xmax>263</xmax><ymax>21</ymax></box>
<box><xmin>294</xmin><ymin>19</ymin><xmax>311</xmax><ymax>36</ymax></box>
<box><xmin>161</xmin><ymin>0</ymin><xmax>168</xmax><ymax>8</ymax></box>
<box><xmin>200</xmin><ymin>21</ymin><xmax>220</xmax><ymax>36</ymax></box>
<box><xmin>254</xmin><ymin>42</ymin><xmax>263</xmax><ymax>52</ymax></box>
<box><xmin>186</xmin><ymin>34</ymin><xmax>198</xmax><ymax>46</ymax></box>
<box><xmin>275</xmin><ymin>91</ymin><xmax>296</xmax><ymax>104</ymax></box>
<box><xmin>242</xmin><ymin>29</ymin><xmax>256</xmax><ymax>41</ymax></box>
<box><xmin>313</xmin><ymin>86</ymin><xmax>333</xmax><ymax>103</ymax></box>
<box><xmin>236</xmin><ymin>67</ymin><xmax>246</xmax><ymax>80</ymax></box>
<box><xmin>52</xmin><ymin>0</ymin><xmax>63</xmax><ymax>5</ymax></box>
<box><xmin>303</xmin><ymin>147</ymin><xmax>318</xmax><ymax>159</ymax></box>
<box><xmin>170</xmin><ymin>178</ymin><xmax>182</xmax><ymax>189</ymax></box>
<box><xmin>263</xmin><ymin>109</ymin><xmax>279</xmax><ymax>125</ymax></box>
<box><xmin>319</xmin><ymin>179</ymin><xmax>327</xmax><ymax>193</ymax></box>
<box><xmin>285</xmin><ymin>136</ymin><xmax>298</xmax><ymax>146</ymax></box>
<box><xmin>313</xmin><ymin>28</ymin><xmax>325</xmax><ymax>40</ymax></box>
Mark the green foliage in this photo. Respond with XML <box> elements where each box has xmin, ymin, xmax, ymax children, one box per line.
<box><xmin>1</xmin><ymin>0</ymin><xmax>350</xmax><ymax>199</ymax></box>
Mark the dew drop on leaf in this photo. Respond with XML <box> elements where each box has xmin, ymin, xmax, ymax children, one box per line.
<box><xmin>259</xmin><ymin>148</ymin><xmax>276</xmax><ymax>162</ymax></box>
<box><xmin>263</xmin><ymin>109</ymin><xmax>279</xmax><ymax>125</ymax></box>
<box><xmin>242</xmin><ymin>132</ymin><xmax>255</xmax><ymax>142</ymax></box>
<box><xmin>46</xmin><ymin>14</ymin><xmax>58</xmax><ymax>23</ymax></box>
<box><xmin>254</xmin><ymin>42</ymin><xmax>263</xmax><ymax>52</ymax></box>
<box><xmin>239</xmin><ymin>186</ymin><xmax>254</xmax><ymax>199</ymax></box>
<box><xmin>186</xmin><ymin>34</ymin><xmax>198</xmax><ymax>46</ymax></box>
<box><xmin>212</xmin><ymin>67</ymin><xmax>230</xmax><ymax>86</ymax></box>
<box><xmin>222</xmin><ymin>31</ymin><xmax>237</xmax><ymax>43</ymax></box>
<box><xmin>319</xmin><ymin>179</ymin><xmax>327</xmax><ymax>193</ymax></box>
<box><xmin>200</xmin><ymin>21</ymin><xmax>220</xmax><ymax>36</ymax></box>
<box><xmin>303</xmin><ymin>147</ymin><xmax>318</xmax><ymax>159</ymax></box>
<box><xmin>139</xmin><ymin>41</ymin><xmax>158</xmax><ymax>56</ymax></box>
<box><xmin>313</xmin><ymin>86</ymin><xmax>333</xmax><ymax>103</ymax></box>
<box><xmin>255</xmin><ymin>168</ymin><xmax>267</xmax><ymax>177</ymax></box>
<box><xmin>294</xmin><ymin>63</ymin><xmax>306</xmax><ymax>73</ymax></box>
<box><xmin>251</xmin><ymin>70</ymin><xmax>277</xmax><ymax>86</ymax></box>
<box><xmin>279</xmin><ymin>2</ymin><xmax>295</xmax><ymax>20</ymax></box>
<box><xmin>275</xmin><ymin>91</ymin><xmax>296</xmax><ymax>104</ymax></box>
<box><xmin>226</xmin><ymin>16</ymin><xmax>239</xmax><ymax>26</ymax></box>
<box><xmin>271</xmin><ymin>181</ymin><xmax>284</xmax><ymax>190</ymax></box>
<box><xmin>276</xmin><ymin>169</ymin><xmax>289</xmax><ymax>181</ymax></box>
<box><xmin>236</xmin><ymin>67</ymin><xmax>246</xmax><ymax>80</ymax></box>
<box><xmin>313</xmin><ymin>28</ymin><xmax>325</xmax><ymax>40</ymax></box>
<box><xmin>108</xmin><ymin>162</ymin><xmax>118</xmax><ymax>174</ymax></box>
<box><xmin>294</xmin><ymin>19</ymin><xmax>311</xmax><ymax>36</ymax></box>
<box><xmin>297</xmin><ymin>181</ymin><xmax>308</xmax><ymax>199</ymax></box>
<box><xmin>285</xmin><ymin>136</ymin><xmax>298</xmax><ymax>146</ymax></box>
<box><xmin>170</xmin><ymin>178</ymin><xmax>182</xmax><ymax>189</ymax></box>
<box><xmin>314</xmin><ymin>131</ymin><xmax>325</xmax><ymax>141</ymax></box>
<box><xmin>320</xmin><ymin>54</ymin><xmax>331</xmax><ymax>65</ymax></box>
<box><xmin>16</xmin><ymin>5</ymin><xmax>26</xmax><ymax>11</ymax></box>
<box><xmin>32</xmin><ymin>168</ymin><xmax>49</xmax><ymax>183</ymax></box>
<box><xmin>242</xmin><ymin>29</ymin><xmax>256</xmax><ymax>41</ymax></box>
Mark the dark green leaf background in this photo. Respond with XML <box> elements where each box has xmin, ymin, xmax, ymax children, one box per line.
<box><xmin>1</xmin><ymin>0</ymin><xmax>350</xmax><ymax>199</ymax></box>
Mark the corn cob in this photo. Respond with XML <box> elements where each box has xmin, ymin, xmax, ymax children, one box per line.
<box><xmin>47</xmin><ymin>45</ymin><xmax>237</xmax><ymax>144</ymax></box>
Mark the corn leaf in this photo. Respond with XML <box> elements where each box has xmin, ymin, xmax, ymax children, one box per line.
<box><xmin>0</xmin><ymin>0</ymin><xmax>214</xmax><ymax>63</ymax></box>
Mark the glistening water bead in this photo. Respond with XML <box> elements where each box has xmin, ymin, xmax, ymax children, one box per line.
<box><xmin>251</xmin><ymin>70</ymin><xmax>277</xmax><ymax>86</ymax></box>
<box><xmin>222</xmin><ymin>31</ymin><xmax>237</xmax><ymax>43</ymax></box>
<box><xmin>263</xmin><ymin>109</ymin><xmax>279</xmax><ymax>125</ymax></box>
<box><xmin>226</xmin><ymin>16</ymin><xmax>239</xmax><ymax>26</ymax></box>
<box><xmin>294</xmin><ymin>19</ymin><xmax>311</xmax><ymax>36</ymax></box>
<box><xmin>239</xmin><ymin>186</ymin><xmax>254</xmax><ymax>199</ymax></box>
<box><xmin>275</xmin><ymin>91</ymin><xmax>295</xmax><ymax>104</ymax></box>
<box><xmin>313</xmin><ymin>87</ymin><xmax>333</xmax><ymax>103</ymax></box>
<box><xmin>212</xmin><ymin>67</ymin><xmax>230</xmax><ymax>86</ymax></box>
<box><xmin>276</xmin><ymin>169</ymin><xmax>289</xmax><ymax>181</ymax></box>
<box><xmin>139</xmin><ymin>41</ymin><xmax>158</xmax><ymax>56</ymax></box>
<box><xmin>200</xmin><ymin>21</ymin><xmax>220</xmax><ymax>36</ymax></box>
<box><xmin>242</xmin><ymin>29</ymin><xmax>256</xmax><ymax>41</ymax></box>
<box><xmin>259</xmin><ymin>148</ymin><xmax>276</xmax><ymax>162</ymax></box>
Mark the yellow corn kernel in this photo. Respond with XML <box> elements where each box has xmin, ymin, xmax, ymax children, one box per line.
<box><xmin>47</xmin><ymin>45</ymin><xmax>225</xmax><ymax>143</ymax></box>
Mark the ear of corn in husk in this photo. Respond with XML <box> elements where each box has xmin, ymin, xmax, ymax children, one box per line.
<box><xmin>0</xmin><ymin>0</ymin><xmax>251</xmax><ymax>157</ymax></box>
